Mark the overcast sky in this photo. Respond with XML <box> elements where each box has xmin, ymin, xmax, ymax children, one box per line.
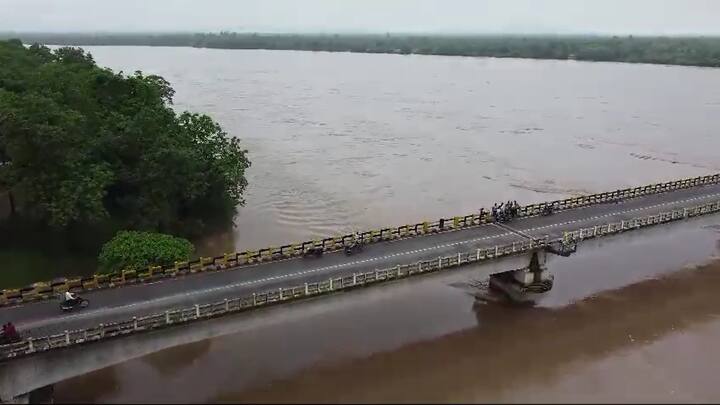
<box><xmin>1</xmin><ymin>0</ymin><xmax>718</xmax><ymax>35</ymax></box>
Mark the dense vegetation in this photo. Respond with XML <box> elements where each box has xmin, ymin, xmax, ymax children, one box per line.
<box><xmin>4</xmin><ymin>32</ymin><xmax>720</xmax><ymax>67</ymax></box>
<box><xmin>98</xmin><ymin>231</ymin><xmax>194</xmax><ymax>274</ymax></box>
<box><xmin>0</xmin><ymin>39</ymin><xmax>250</xmax><ymax>238</ymax></box>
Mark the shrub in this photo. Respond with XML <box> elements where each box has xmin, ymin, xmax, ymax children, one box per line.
<box><xmin>98</xmin><ymin>230</ymin><xmax>194</xmax><ymax>274</ymax></box>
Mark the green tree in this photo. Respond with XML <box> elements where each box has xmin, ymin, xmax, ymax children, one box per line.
<box><xmin>97</xmin><ymin>230</ymin><xmax>195</xmax><ymax>274</ymax></box>
<box><xmin>0</xmin><ymin>40</ymin><xmax>251</xmax><ymax>236</ymax></box>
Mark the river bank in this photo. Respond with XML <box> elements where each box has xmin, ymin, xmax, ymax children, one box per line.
<box><xmin>4</xmin><ymin>33</ymin><xmax>720</xmax><ymax>68</ymax></box>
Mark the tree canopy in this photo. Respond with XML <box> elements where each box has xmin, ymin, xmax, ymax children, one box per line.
<box><xmin>5</xmin><ymin>32</ymin><xmax>720</xmax><ymax>67</ymax></box>
<box><xmin>0</xmin><ymin>39</ymin><xmax>250</xmax><ymax>236</ymax></box>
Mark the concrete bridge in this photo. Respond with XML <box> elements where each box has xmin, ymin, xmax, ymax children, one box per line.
<box><xmin>1</xmin><ymin>174</ymin><xmax>720</xmax><ymax>402</ymax></box>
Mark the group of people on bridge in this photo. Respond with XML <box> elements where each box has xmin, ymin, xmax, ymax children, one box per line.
<box><xmin>491</xmin><ymin>200</ymin><xmax>520</xmax><ymax>223</ymax></box>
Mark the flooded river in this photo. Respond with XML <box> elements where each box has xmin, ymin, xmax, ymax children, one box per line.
<box><xmin>43</xmin><ymin>47</ymin><xmax>720</xmax><ymax>402</ymax></box>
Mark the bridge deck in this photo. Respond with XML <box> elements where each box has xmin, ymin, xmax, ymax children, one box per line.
<box><xmin>2</xmin><ymin>183</ymin><xmax>720</xmax><ymax>336</ymax></box>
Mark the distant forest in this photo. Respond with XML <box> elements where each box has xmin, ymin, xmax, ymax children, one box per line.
<box><xmin>4</xmin><ymin>32</ymin><xmax>720</xmax><ymax>67</ymax></box>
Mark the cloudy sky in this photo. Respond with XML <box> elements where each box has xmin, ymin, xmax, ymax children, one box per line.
<box><xmin>1</xmin><ymin>0</ymin><xmax>718</xmax><ymax>35</ymax></box>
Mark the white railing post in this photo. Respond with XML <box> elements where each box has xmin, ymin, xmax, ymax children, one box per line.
<box><xmin>353</xmin><ymin>274</ymin><xmax>357</xmax><ymax>285</ymax></box>
<box><xmin>83</xmin><ymin>330</ymin><xmax>88</xmax><ymax>341</ymax></box>
<box><xmin>26</xmin><ymin>338</ymin><xmax>34</xmax><ymax>354</ymax></box>
<box><xmin>65</xmin><ymin>330</ymin><xmax>70</xmax><ymax>345</ymax></box>
<box><xmin>511</xmin><ymin>242</ymin><xmax>516</xmax><ymax>252</ymax></box>
<box><xmin>224</xmin><ymin>298</ymin><xmax>229</xmax><ymax>312</ymax></box>
<box><xmin>457</xmin><ymin>252</ymin><xmax>461</xmax><ymax>264</ymax></box>
<box><xmin>165</xmin><ymin>311</ymin><xmax>171</xmax><ymax>324</ymax></box>
<box><xmin>620</xmin><ymin>220</ymin><xmax>625</xmax><ymax>229</ymax></box>
<box><xmin>252</xmin><ymin>293</ymin><xmax>257</xmax><ymax>305</ymax></box>
<box><xmin>495</xmin><ymin>246</ymin><xmax>499</xmax><ymax>256</ymax></box>
<box><xmin>329</xmin><ymin>278</ymin><xmax>334</xmax><ymax>290</ymax></box>
<box><xmin>133</xmin><ymin>317</ymin><xmax>138</xmax><ymax>331</ymax></box>
<box><xmin>476</xmin><ymin>248</ymin><xmax>481</xmax><ymax>260</ymax></box>
<box><xmin>683</xmin><ymin>208</ymin><xmax>688</xmax><ymax>217</ymax></box>
<box><xmin>438</xmin><ymin>257</ymin><xmax>443</xmax><ymax>269</ymax></box>
<box><xmin>195</xmin><ymin>304</ymin><xmax>200</xmax><ymax>318</ymax></box>
<box><xmin>304</xmin><ymin>283</ymin><xmax>309</xmax><ymax>295</ymax></box>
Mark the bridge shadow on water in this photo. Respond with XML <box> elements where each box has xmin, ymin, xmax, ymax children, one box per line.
<box><xmin>213</xmin><ymin>259</ymin><xmax>720</xmax><ymax>403</ymax></box>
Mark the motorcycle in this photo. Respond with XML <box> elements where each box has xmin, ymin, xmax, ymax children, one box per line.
<box><xmin>343</xmin><ymin>241</ymin><xmax>364</xmax><ymax>256</ymax></box>
<box><xmin>303</xmin><ymin>246</ymin><xmax>324</xmax><ymax>258</ymax></box>
<box><xmin>60</xmin><ymin>297</ymin><xmax>90</xmax><ymax>312</ymax></box>
<box><xmin>495</xmin><ymin>212</ymin><xmax>511</xmax><ymax>223</ymax></box>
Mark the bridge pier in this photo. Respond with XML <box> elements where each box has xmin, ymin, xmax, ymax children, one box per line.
<box><xmin>488</xmin><ymin>250</ymin><xmax>554</xmax><ymax>304</ymax></box>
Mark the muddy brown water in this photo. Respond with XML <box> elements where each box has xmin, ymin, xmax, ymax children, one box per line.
<box><xmin>36</xmin><ymin>46</ymin><xmax>720</xmax><ymax>403</ymax></box>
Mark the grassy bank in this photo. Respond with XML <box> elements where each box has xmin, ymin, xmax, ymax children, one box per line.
<box><xmin>3</xmin><ymin>32</ymin><xmax>720</xmax><ymax>67</ymax></box>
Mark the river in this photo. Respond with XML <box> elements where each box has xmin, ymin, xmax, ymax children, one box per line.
<box><xmin>34</xmin><ymin>46</ymin><xmax>720</xmax><ymax>402</ymax></box>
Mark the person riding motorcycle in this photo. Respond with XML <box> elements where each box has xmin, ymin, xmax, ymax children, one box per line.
<box><xmin>64</xmin><ymin>291</ymin><xmax>79</xmax><ymax>305</ymax></box>
<box><xmin>1</xmin><ymin>322</ymin><xmax>19</xmax><ymax>343</ymax></box>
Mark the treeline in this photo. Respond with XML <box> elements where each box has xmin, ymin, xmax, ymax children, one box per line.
<box><xmin>0</xmin><ymin>39</ymin><xmax>251</xmax><ymax>246</ymax></box>
<box><xmin>3</xmin><ymin>32</ymin><xmax>720</xmax><ymax>67</ymax></box>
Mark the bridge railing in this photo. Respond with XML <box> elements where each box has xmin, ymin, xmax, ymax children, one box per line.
<box><xmin>2</xmin><ymin>173</ymin><xmax>719</xmax><ymax>307</ymax></box>
<box><xmin>2</xmin><ymin>199</ymin><xmax>719</xmax><ymax>362</ymax></box>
